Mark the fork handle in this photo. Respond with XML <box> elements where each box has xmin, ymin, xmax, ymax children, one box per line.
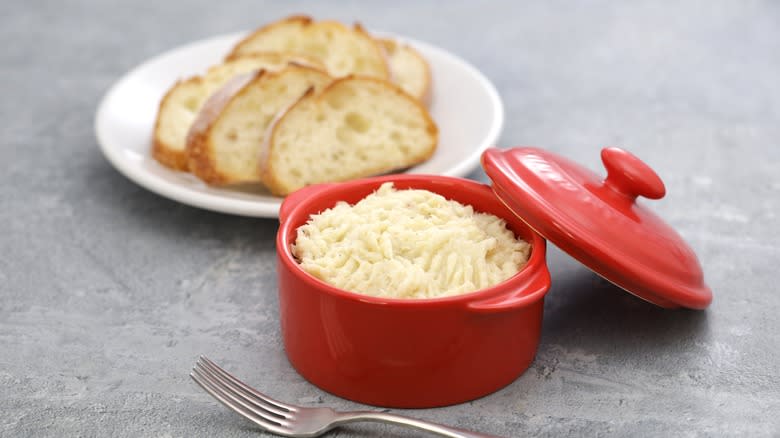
<box><xmin>333</xmin><ymin>411</ymin><xmax>504</xmax><ymax>438</ymax></box>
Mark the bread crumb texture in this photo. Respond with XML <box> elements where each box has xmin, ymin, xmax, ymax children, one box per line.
<box><xmin>265</xmin><ymin>77</ymin><xmax>437</xmax><ymax>195</ymax></box>
<box><xmin>292</xmin><ymin>183</ymin><xmax>531</xmax><ymax>299</ymax></box>
<box><xmin>153</xmin><ymin>53</ymin><xmax>323</xmax><ymax>170</ymax></box>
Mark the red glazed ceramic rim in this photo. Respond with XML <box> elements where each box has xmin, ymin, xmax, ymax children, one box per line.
<box><xmin>276</xmin><ymin>174</ymin><xmax>550</xmax><ymax>310</ymax></box>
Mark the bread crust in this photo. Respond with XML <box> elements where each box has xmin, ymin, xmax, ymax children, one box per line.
<box><xmin>186</xmin><ymin>72</ymin><xmax>261</xmax><ymax>184</ymax></box>
<box><xmin>351</xmin><ymin>22</ymin><xmax>391</xmax><ymax>78</ymax></box>
<box><xmin>256</xmin><ymin>86</ymin><xmax>317</xmax><ymax>190</ymax></box>
<box><xmin>261</xmin><ymin>76</ymin><xmax>438</xmax><ymax>196</ymax></box>
<box><xmin>227</xmin><ymin>15</ymin><xmax>313</xmax><ymax>60</ymax></box>
<box><xmin>151</xmin><ymin>77</ymin><xmax>202</xmax><ymax>170</ymax></box>
<box><xmin>151</xmin><ymin>138</ymin><xmax>189</xmax><ymax>171</ymax></box>
<box><xmin>223</xmin><ymin>50</ymin><xmax>325</xmax><ymax>71</ymax></box>
<box><xmin>377</xmin><ymin>38</ymin><xmax>432</xmax><ymax>105</ymax></box>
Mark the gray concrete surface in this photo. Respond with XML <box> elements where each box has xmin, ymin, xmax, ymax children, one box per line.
<box><xmin>1</xmin><ymin>1</ymin><xmax>778</xmax><ymax>437</ymax></box>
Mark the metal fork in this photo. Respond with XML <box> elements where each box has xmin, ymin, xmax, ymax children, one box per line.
<box><xmin>190</xmin><ymin>356</ymin><xmax>503</xmax><ymax>438</ymax></box>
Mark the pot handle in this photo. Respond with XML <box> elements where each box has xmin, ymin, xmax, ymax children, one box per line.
<box><xmin>466</xmin><ymin>267</ymin><xmax>551</xmax><ymax>313</ymax></box>
<box><xmin>278</xmin><ymin>183</ymin><xmax>336</xmax><ymax>223</ymax></box>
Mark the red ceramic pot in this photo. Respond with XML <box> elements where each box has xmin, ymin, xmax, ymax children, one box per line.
<box><xmin>276</xmin><ymin>174</ymin><xmax>551</xmax><ymax>408</ymax></box>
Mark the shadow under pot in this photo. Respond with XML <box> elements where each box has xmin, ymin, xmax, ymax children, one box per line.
<box><xmin>275</xmin><ymin>174</ymin><xmax>551</xmax><ymax>408</ymax></box>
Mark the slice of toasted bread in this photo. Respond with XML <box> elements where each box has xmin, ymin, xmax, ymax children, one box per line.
<box><xmin>186</xmin><ymin>64</ymin><xmax>332</xmax><ymax>185</ymax></box>
<box><xmin>228</xmin><ymin>15</ymin><xmax>389</xmax><ymax>80</ymax></box>
<box><xmin>262</xmin><ymin>76</ymin><xmax>438</xmax><ymax>196</ymax></box>
<box><xmin>152</xmin><ymin>78</ymin><xmax>203</xmax><ymax>170</ymax></box>
<box><xmin>378</xmin><ymin>38</ymin><xmax>431</xmax><ymax>104</ymax></box>
<box><xmin>152</xmin><ymin>52</ymin><xmax>325</xmax><ymax>171</ymax></box>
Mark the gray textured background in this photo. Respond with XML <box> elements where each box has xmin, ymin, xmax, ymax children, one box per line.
<box><xmin>1</xmin><ymin>1</ymin><xmax>778</xmax><ymax>437</ymax></box>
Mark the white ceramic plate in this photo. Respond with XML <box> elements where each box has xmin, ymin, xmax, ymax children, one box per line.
<box><xmin>95</xmin><ymin>32</ymin><xmax>504</xmax><ymax>217</ymax></box>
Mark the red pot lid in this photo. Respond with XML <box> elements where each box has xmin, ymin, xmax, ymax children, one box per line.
<box><xmin>481</xmin><ymin>147</ymin><xmax>712</xmax><ymax>309</ymax></box>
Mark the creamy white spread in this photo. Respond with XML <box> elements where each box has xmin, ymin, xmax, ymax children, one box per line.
<box><xmin>292</xmin><ymin>183</ymin><xmax>531</xmax><ymax>299</ymax></box>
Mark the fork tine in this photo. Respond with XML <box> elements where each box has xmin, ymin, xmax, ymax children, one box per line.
<box><xmin>191</xmin><ymin>367</ymin><xmax>291</xmax><ymax>431</ymax></box>
<box><xmin>190</xmin><ymin>371</ymin><xmax>286</xmax><ymax>435</ymax></box>
<box><xmin>194</xmin><ymin>359</ymin><xmax>291</xmax><ymax>418</ymax></box>
<box><xmin>198</xmin><ymin>356</ymin><xmax>294</xmax><ymax>411</ymax></box>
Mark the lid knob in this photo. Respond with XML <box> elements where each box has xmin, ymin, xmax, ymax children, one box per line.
<box><xmin>601</xmin><ymin>147</ymin><xmax>666</xmax><ymax>200</ymax></box>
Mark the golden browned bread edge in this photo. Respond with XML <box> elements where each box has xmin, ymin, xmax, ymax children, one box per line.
<box><xmin>261</xmin><ymin>75</ymin><xmax>438</xmax><ymax>196</ymax></box>
<box><xmin>151</xmin><ymin>138</ymin><xmax>188</xmax><ymax>171</ymax></box>
<box><xmin>377</xmin><ymin>38</ymin><xmax>432</xmax><ymax>105</ymax></box>
<box><xmin>185</xmin><ymin>71</ymin><xmax>262</xmax><ymax>185</ymax></box>
<box><xmin>225</xmin><ymin>15</ymin><xmax>313</xmax><ymax>60</ymax></box>
<box><xmin>257</xmin><ymin>86</ymin><xmax>318</xmax><ymax>191</ymax></box>
<box><xmin>223</xmin><ymin>50</ymin><xmax>326</xmax><ymax>71</ymax></box>
<box><xmin>151</xmin><ymin>77</ymin><xmax>201</xmax><ymax>171</ymax></box>
<box><xmin>352</xmin><ymin>22</ymin><xmax>391</xmax><ymax>79</ymax></box>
